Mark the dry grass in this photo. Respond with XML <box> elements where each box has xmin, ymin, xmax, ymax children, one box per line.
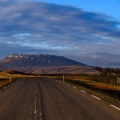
<box><xmin>0</xmin><ymin>79</ymin><xmax>10</xmax><ymax>87</ymax></box>
<box><xmin>50</xmin><ymin>75</ymin><xmax>120</xmax><ymax>104</ymax></box>
<box><xmin>0</xmin><ymin>72</ymin><xmax>19</xmax><ymax>88</ymax></box>
<box><xmin>93</xmin><ymin>83</ymin><xmax>120</xmax><ymax>91</ymax></box>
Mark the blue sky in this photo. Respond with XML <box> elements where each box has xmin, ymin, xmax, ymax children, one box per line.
<box><xmin>0</xmin><ymin>0</ymin><xmax>120</xmax><ymax>67</ymax></box>
<box><xmin>38</xmin><ymin>0</ymin><xmax>120</xmax><ymax>20</ymax></box>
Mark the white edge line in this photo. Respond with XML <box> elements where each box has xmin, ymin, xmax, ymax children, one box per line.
<box><xmin>91</xmin><ymin>95</ymin><xmax>101</xmax><ymax>100</ymax></box>
<box><xmin>67</xmin><ymin>84</ymin><xmax>70</xmax><ymax>86</ymax></box>
<box><xmin>110</xmin><ymin>105</ymin><xmax>120</xmax><ymax>111</ymax></box>
<box><xmin>4</xmin><ymin>87</ymin><xmax>7</xmax><ymax>89</ymax></box>
<box><xmin>80</xmin><ymin>90</ymin><xmax>86</xmax><ymax>93</ymax></box>
<box><xmin>73</xmin><ymin>86</ymin><xmax>77</xmax><ymax>89</ymax></box>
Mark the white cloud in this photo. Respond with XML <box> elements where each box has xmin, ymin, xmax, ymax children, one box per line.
<box><xmin>0</xmin><ymin>0</ymin><xmax>120</xmax><ymax>67</ymax></box>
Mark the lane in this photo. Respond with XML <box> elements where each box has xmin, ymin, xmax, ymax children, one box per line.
<box><xmin>38</xmin><ymin>78</ymin><xmax>120</xmax><ymax>120</ymax></box>
<box><xmin>0</xmin><ymin>78</ymin><xmax>36</xmax><ymax>120</ymax></box>
<box><xmin>0</xmin><ymin>77</ymin><xmax>120</xmax><ymax>120</ymax></box>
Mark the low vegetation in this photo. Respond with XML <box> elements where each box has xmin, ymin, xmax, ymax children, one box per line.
<box><xmin>0</xmin><ymin>70</ymin><xmax>25</xmax><ymax>89</ymax></box>
<box><xmin>0</xmin><ymin>70</ymin><xmax>40</xmax><ymax>89</ymax></box>
<box><xmin>50</xmin><ymin>67</ymin><xmax>120</xmax><ymax>104</ymax></box>
<box><xmin>1</xmin><ymin>67</ymin><xmax>120</xmax><ymax>104</ymax></box>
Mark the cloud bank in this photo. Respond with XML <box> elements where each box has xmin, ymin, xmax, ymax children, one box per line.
<box><xmin>0</xmin><ymin>0</ymin><xmax>120</xmax><ymax>67</ymax></box>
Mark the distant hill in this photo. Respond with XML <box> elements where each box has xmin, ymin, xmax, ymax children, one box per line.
<box><xmin>0</xmin><ymin>53</ymin><xmax>98</xmax><ymax>74</ymax></box>
<box><xmin>0</xmin><ymin>53</ymin><xmax>86</xmax><ymax>67</ymax></box>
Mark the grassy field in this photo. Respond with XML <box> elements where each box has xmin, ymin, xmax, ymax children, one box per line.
<box><xmin>0</xmin><ymin>71</ymin><xmax>40</xmax><ymax>89</ymax></box>
<box><xmin>0</xmin><ymin>71</ymin><xmax>20</xmax><ymax>89</ymax></box>
<box><xmin>51</xmin><ymin>74</ymin><xmax>120</xmax><ymax>104</ymax></box>
<box><xmin>1</xmin><ymin>69</ymin><xmax>120</xmax><ymax>104</ymax></box>
<box><xmin>0</xmin><ymin>79</ymin><xmax>11</xmax><ymax>88</ymax></box>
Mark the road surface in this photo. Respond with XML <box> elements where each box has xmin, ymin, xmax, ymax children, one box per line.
<box><xmin>0</xmin><ymin>77</ymin><xmax>120</xmax><ymax>120</ymax></box>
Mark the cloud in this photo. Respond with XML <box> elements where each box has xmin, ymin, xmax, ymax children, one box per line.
<box><xmin>0</xmin><ymin>0</ymin><xmax>120</xmax><ymax>67</ymax></box>
<box><xmin>84</xmin><ymin>53</ymin><xmax>120</xmax><ymax>67</ymax></box>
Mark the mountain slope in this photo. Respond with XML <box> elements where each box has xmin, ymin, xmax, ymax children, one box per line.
<box><xmin>0</xmin><ymin>54</ymin><xmax>98</xmax><ymax>74</ymax></box>
<box><xmin>0</xmin><ymin>53</ymin><xmax>86</xmax><ymax>67</ymax></box>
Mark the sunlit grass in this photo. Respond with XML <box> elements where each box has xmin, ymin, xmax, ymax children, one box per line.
<box><xmin>50</xmin><ymin>74</ymin><xmax>120</xmax><ymax>103</ymax></box>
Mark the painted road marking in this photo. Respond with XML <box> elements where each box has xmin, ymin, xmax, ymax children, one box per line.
<box><xmin>3</xmin><ymin>87</ymin><xmax>7</xmax><ymax>90</ymax></box>
<box><xmin>36</xmin><ymin>88</ymin><xmax>37</xmax><ymax>94</ymax></box>
<box><xmin>34</xmin><ymin>96</ymin><xmax>37</xmax><ymax>114</ymax></box>
<box><xmin>35</xmin><ymin>81</ymin><xmax>37</xmax><ymax>87</ymax></box>
<box><xmin>73</xmin><ymin>86</ymin><xmax>77</xmax><ymax>89</ymax></box>
<box><xmin>91</xmin><ymin>95</ymin><xmax>101</xmax><ymax>100</ymax></box>
<box><xmin>80</xmin><ymin>90</ymin><xmax>86</xmax><ymax>93</ymax></box>
<box><xmin>40</xmin><ymin>113</ymin><xmax>42</xmax><ymax>116</ymax></box>
<box><xmin>110</xmin><ymin>105</ymin><xmax>120</xmax><ymax>111</ymax></box>
<box><xmin>67</xmin><ymin>84</ymin><xmax>70</xmax><ymax>86</ymax></box>
<box><xmin>39</xmin><ymin>113</ymin><xmax>42</xmax><ymax>120</ymax></box>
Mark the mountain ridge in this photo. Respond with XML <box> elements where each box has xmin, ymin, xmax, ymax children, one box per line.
<box><xmin>0</xmin><ymin>53</ymin><xmax>98</xmax><ymax>74</ymax></box>
<box><xmin>0</xmin><ymin>53</ymin><xmax>87</xmax><ymax>67</ymax></box>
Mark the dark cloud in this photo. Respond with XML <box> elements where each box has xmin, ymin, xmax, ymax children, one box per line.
<box><xmin>0</xmin><ymin>0</ymin><xmax>120</xmax><ymax>67</ymax></box>
<box><xmin>84</xmin><ymin>53</ymin><xmax>120</xmax><ymax>67</ymax></box>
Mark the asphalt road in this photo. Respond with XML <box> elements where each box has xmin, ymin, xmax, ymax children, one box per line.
<box><xmin>0</xmin><ymin>77</ymin><xmax>120</xmax><ymax>120</ymax></box>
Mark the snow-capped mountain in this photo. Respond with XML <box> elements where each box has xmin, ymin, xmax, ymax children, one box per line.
<box><xmin>0</xmin><ymin>53</ymin><xmax>86</xmax><ymax>68</ymax></box>
<box><xmin>0</xmin><ymin>54</ymin><xmax>99</xmax><ymax>74</ymax></box>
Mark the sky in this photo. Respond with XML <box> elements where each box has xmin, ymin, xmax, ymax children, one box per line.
<box><xmin>0</xmin><ymin>0</ymin><xmax>120</xmax><ymax>67</ymax></box>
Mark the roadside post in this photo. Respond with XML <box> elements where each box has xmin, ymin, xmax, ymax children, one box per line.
<box><xmin>10</xmin><ymin>75</ymin><xmax>12</xmax><ymax>83</ymax></box>
<box><xmin>0</xmin><ymin>72</ymin><xmax>12</xmax><ymax>83</ymax></box>
<box><xmin>63</xmin><ymin>75</ymin><xmax>65</xmax><ymax>82</ymax></box>
<box><xmin>117</xmin><ymin>77</ymin><xmax>120</xmax><ymax>85</ymax></box>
